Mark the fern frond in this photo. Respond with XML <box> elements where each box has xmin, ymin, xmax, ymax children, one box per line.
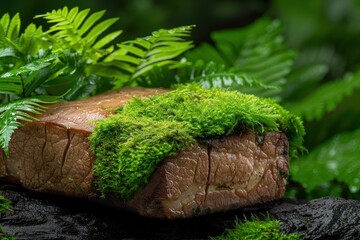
<box><xmin>136</xmin><ymin>60</ymin><xmax>273</xmax><ymax>91</ymax></box>
<box><xmin>0</xmin><ymin>13</ymin><xmax>21</xmax><ymax>43</ymax></box>
<box><xmin>283</xmin><ymin>64</ymin><xmax>329</xmax><ymax>100</ymax></box>
<box><xmin>291</xmin><ymin>128</ymin><xmax>360</xmax><ymax>194</ymax></box>
<box><xmin>183</xmin><ymin>61</ymin><xmax>273</xmax><ymax>91</ymax></box>
<box><xmin>0</xmin><ymin>13</ymin><xmax>22</xmax><ymax>54</ymax></box>
<box><xmin>1</xmin><ymin>53</ymin><xmax>59</xmax><ymax>78</ymax></box>
<box><xmin>18</xmin><ymin>23</ymin><xmax>45</xmax><ymax>56</ymax></box>
<box><xmin>0</xmin><ymin>96</ymin><xmax>60</xmax><ymax>155</ymax></box>
<box><xmin>0</xmin><ymin>52</ymin><xmax>62</xmax><ymax>97</ymax></box>
<box><xmin>36</xmin><ymin>7</ymin><xmax>121</xmax><ymax>60</ymax></box>
<box><xmin>285</xmin><ymin>70</ymin><xmax>360</xmax><ymax>121</ymax></box>
<box><xmin>185</xmin><ymin>18</ymin><xmax>296</xmax><ymax>98</ymax></box>
<box><xmin>0</xmin><ymin>13</ymin><xmax>45</xmax><ymax>63</ymax></box>
<box><xmin>95</xmin><ymin>25</ymin><xmax>194</xmax><ymax>88</ymax></box>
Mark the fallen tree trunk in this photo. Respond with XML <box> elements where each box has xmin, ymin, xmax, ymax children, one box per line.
<box><xmin>0</xmin><ymin>87</ymin><xmax>289</xmax><ymax>218</ymax></box>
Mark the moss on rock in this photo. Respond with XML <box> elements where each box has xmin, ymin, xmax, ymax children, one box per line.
<box><xmin>90</xmin><ymin>85</ymin><xmax>305</xmax><ymax>200</ymax></box>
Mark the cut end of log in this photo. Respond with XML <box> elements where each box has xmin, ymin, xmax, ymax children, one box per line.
<box><xmin>0</xmin><ymin>87</ymin><xmax>290</xmax><ymax>219</ymax></box>
<box><xmin>128</xmin><ymin>132</ymin><xmax>289</xmax><ymax>218</ymax></box>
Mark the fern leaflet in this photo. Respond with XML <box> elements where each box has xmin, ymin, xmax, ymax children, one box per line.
<box><xmin>93</xmin><ymin>25</ymin><xmax>194</xmax><ymax>88</ymax></box>
<box><xmin>0</xmin><ymin>13</ymin><xmax>45</xmax><ymax>58</ymax></box>
<box><xmin>136</xmin><ymin>60</ymin><xmax>273</xmax><ymax>91</ymax></box>
<box><xmin>185</xmin><ymin>18</ymin><xmax>296</xmax><ymax>98</ymax></box>
<box><xmin>36</xmin><ymin>6</ymin><xmax>122</xmax><ymax>61</ymax></box>
<box><xmin>285</xmin><ymin>70</ymin><xmax>360</xmax><ymax>121</ymax></box>
<box><xmin>0</xmin><ymin>13</ymin><xmax>21</xmax><ymax>43</ymax></box>
<box><xmin>0</xmin><ymin>96</ymin><xmax>60</xmax><ymax>155</ymax></box>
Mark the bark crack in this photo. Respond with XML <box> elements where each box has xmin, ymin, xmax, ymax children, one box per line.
<box><xmin>38</xmin><ymin>124</ymin><xmax>48</xmax><ymax>187</ymax></box>
<box><xmin>203</xmin><ymin>144</ymin><xmax>212</xmax><ymax>207</ymax></box>
<box><xmin>61</xmin><ymin>128</ymin><xmax>71</xmax><ymax>178</ymax></box>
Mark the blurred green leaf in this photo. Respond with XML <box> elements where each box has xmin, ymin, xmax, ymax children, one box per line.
<box><xmin>285</xmin><ymin>70</ymin><xmax>360</xmax><ymax>121</ymax></box>
<box><xmin>291</xmin><ymin>128</ymin><xmax>360</xmax><ymax>194</ymax></box>
<box><xmin>185</xmin><ymin>18</ymin><xmax>296</xmax><ymax>98</ymax></box>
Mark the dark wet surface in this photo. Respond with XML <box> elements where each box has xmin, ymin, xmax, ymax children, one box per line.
<box><xmin>0</xmin><ymin>186</ymin><xmax>268</xmax><ymax>240</ymax></box>
<box><xmin>4</xmin><ymin>185</ymin><xmax>359</xmax><ymax>240</ymax></box>
<box><xmin>271</xmin><ymin>196</ymin><xmax>360</xmax><ymax>240</ymax></box>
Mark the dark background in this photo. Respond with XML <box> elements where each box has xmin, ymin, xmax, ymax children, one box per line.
<box><xmin>1</xmin><ymin>0</ymin><xmax>271</xmax><ymax>43</ymax></box>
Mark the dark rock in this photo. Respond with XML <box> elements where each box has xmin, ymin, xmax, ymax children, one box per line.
<box><xmin>270</xmin><ymin>197</ymin><xmax>360</xmax><ymax>240</ymax></box>
<box><xmin>2</xmin><ymin>188</ymin><xmax>360</xmax><ymax>240</ymax></box>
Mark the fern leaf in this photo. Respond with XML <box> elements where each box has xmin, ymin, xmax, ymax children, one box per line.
<box><xmin>291</xmin><ymin>128</ymin><xmax>360</xmax><ymax>194</ymax></box>
<box><xmin>0</xmin><ymin>96</ymin><xmax>60</xmax><ymax>155</ymax></box>
<box><xmin>72</xmin><ymin>8</ymin><xmax>90</xmax><ymax>29</ymax></box>
<box><xmin>0</xmin><ymin>13</ymin><xmax>20</xmax><ymax>41</ymax></box>
<box><xmin>0</xmin><ymin>14</ymin><xmax>10</xmax><ymax>36</ymax></box>
<box><xmin>185</xmin><ymin>18</ymin><xmax>296</xmax><ymax>98</ymax></box>
<box><xmin>0</xmin><ymin>13</ymin><xmax>46</xmax><ymax>59</ymax></box>
<box><xmin>285</xmin><ymin>70</ymin><xmax>360</xmax><ymax>121</ymax></box>
<box><xmin>179</xmin><ymin>60</ymin><xmax>273</xmax><ymax>90</ymax></box>
<box><xmin>77</xmin><ymin>10</ymin><xmax>106</xmax><ymax>36</ymax></box>
<box><xmin>136</xmin><ymin>60</ymin><xmax>274</xmax><ymax>91</ymax></box>
<box><xmin>0</xmin><ymin>13</ymin><xmax>22</xmax><ymax>52</ymax></box>
<box><xmin>101</xmin><ymin>25</ymin><xmax>194</xmax><ymax>88</ymax></box>
<box><xmin>7</xmin><ymin>13</ymin><xmax>21</xmax><ymax>41</ymax></box>
<box><xmin>283</xmin><ymin>64</ymin><xmax>329</xmax><ymax>100</ymax></box>
<box><xmin>1</xmin><ymin>53</ymin><xmax>58</xmax><ymax>78</ymax></box>
<box><xmin>18</xmin><ymin>23</ymin><xmax>45</xmax><ymax>55</ymax></box>
<box><xmin>36</xmin><ymin>7</ymin><xmax>120</xmax><ymax>58</ymax></box>
<box><xmin>93</xmin><ymin>30</ymin><xmax>123</xmax><ymax>49</ymax></box>
<box><xmin>0</xmin><ymin>76</ymin><xmax>22</xmax><ymax>95</ymax></box>
<box><xmin>83</xmin><ymin>18</ymin><xmax>120</xmax><ymax>47</ymax></box>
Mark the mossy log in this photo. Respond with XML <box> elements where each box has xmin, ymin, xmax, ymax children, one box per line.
<box><xmin>0</xmin><ymin>86</ymin><xmax>303</xmax><ymax>218</ymax></box>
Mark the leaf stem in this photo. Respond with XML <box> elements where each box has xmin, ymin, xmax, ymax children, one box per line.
<box><xmin>20</xmin><ymin>74</ymin><xmax>25</xmax><ymax>98</ymax></box>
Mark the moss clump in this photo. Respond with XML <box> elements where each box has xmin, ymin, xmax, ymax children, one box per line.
<box><xmin>90</xmin><ymin>84</ymin><xmax>305</xmax><ymax>200</ymax></box>
<box><xmin>0</xmin><ymin>195</ymin><xmax>14</xmax><ymax>240</ymax></box>
<box><xmin>211</xmin><ymin>216</ymin><xmax>304</xmax><ymax>240</ymax></box>
<box><xmin>0</xmin><ymin>195</ymin><xmax>11</xmax><ymax>212</ymax></box>
<box><xmin>0</xmin><ymin>226</ymin><xmax>15</xmax><ymax>240</ymax></box>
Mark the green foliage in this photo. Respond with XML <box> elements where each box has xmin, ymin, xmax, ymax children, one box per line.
<box><xmin>211</xmin><ymin>216</ymin><xmax>303</xmax><ymax>240</ymax></box>
<box><xmin>0</xmin><ymin>96</ymin><xmax>59</xmax><ymax>155</ymax></box>
<box><xmin>291</xmin><ymin>128</ymin><xmax>360</xmax><ymax>196</ymax></box>
<box><xmin>271</xmin><ymin>0</ymin><xmax>360</xmax><ymax>199</ymax></box>
<box><xmin>0</xmin><ymin>7</ymin><xmax>194</xmax><ymax>155</ymax></box>
<box><xmin>285</xmin><ymin>70</ymin><xmax>360</xmax><ymax>121</ymax></box>
<box><xmin>35</xmin><ymin>6</ymin><xmax>122</xmax><ymax>62</ymax></box>
<box><xmin>91</xmin><ymin>25</ymin><xmax>194</xmax><ymax>88</ymax></box>
<box><xmin>0</xmin><ymin>195</ymin><xmax>11</xmax><ymax>212</ymax></box>
<box><xmin>185</xmin><ymin>18</ymin><xmax>296</xmax><ymax>98</ymax></box>
<box><xmin>0</xmin><ymin>13</ymin><xmax>46</xmax><ymax>57</ymax></box>
<box><xmin>90</xmin><ymin>85</ymin><xmax>304</xmax><ymax>199</ymax></box>
<box><xmin>137</xmin><ymin>60</ymin><xmax>274</xmax><ymax>92</ymax></box>
<box><xmin>0</xmin><ymin>195</ymin><xmax>14</xmax><ymax>240</ymax></box>
<box><xmin>0</xmin><ymin>226</ymin><xmax>15</xmax><ymax>240</ymax></box>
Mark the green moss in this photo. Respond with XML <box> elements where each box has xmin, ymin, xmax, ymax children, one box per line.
<box><xmin>0</xmin><ymin>226</ymin><xmax>15</xmax><ymax>240</ymax></box>
<box><xmin>211</xmin><ymin>216</ymin><xmax>304</xmax><ymax>240</ymax></box>
<box><xmin>0</xmin><ymin>195</ymin><xmax>14</xmax><ymax>240</ymax></box>
<box><xmin>90</xmin><ymin>85</ymin><xmax>305</xmax><ymax>200</ymax></box>
<box><xmin>0</xmin><ymin>195</ymin><xmax>11</xmax><ymax>212</ymax></box>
